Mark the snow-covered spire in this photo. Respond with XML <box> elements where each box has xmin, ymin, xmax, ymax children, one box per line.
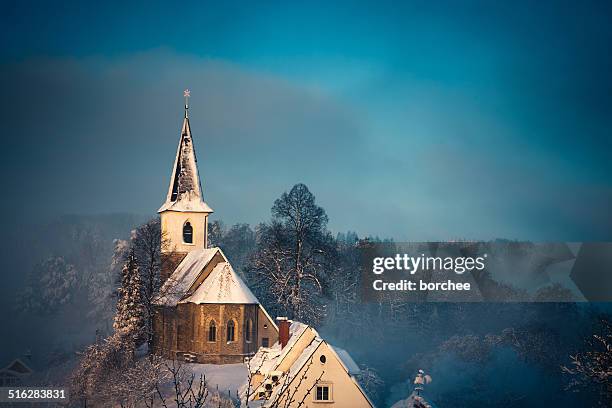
<box><xmin>158</xmin><ymin>90</ymin><xmax>213</xmax><ymax>214</ymax></box>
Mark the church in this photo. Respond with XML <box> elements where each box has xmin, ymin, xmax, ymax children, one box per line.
<box><xmin>152</xmin><ymin>92</ymin><xmax>278</xmax><ymax>364</ymax></box>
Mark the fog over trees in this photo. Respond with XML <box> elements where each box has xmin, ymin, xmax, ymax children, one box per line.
<box><xmin>4</xmin><ymin>185</ymin><xmax>611</xmax><ymax>407</ymax></box>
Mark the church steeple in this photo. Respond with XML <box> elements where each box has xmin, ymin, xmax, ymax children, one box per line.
<box><xmin>158</xmin><ymin>90</ymin><xmax>212</xmax><ymax>214</ymax></box>
<box><xmin>159</xmin><ymin>90</ymin><xmax>212</xmax><ymax>255</ymax></box>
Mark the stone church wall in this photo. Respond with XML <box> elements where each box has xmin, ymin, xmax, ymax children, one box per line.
<box><xmin>153</xmin><ymin>303</ymin><xmax>264</xmax><ymax>364</ymax></box>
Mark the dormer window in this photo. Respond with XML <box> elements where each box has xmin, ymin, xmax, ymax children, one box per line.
<box><xmin>183</xmin><ymin>221</ymin><xmax>193</xmax><ymax>244</ymax></box>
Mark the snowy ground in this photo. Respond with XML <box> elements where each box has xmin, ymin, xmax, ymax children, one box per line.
<box><xmin>150</xmin><ymin>361</ymin><xmax>249</xmax><ymax>407</ymax></box>
<box><xmin>186</xmin><ymin>362</ymin><xmax>248</xmax><ymax>398</ymax></box>
<box><xmin>28</xmin><ymin>350</ymin><xmax>249</xmax><ymax>407</ymax></box>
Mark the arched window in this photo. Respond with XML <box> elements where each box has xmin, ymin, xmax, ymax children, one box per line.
<box><xmin>245</xmin><ymin>319</ymin><xmax>253</xmax><ymax>342</ymax></box>
<box><xmin>226</xmin><ymin>320</ymin><xmax>235</xmax><ymax>342</ymax></box>
<box><xmin>208</xmin><ymin>320</ymin><xmax>216</xmax><ymax>342</ymax></box>
<box><xmin>183</xmin><ymin>221</ymin><xmax>193</xmax><ymax>244</ymax></box>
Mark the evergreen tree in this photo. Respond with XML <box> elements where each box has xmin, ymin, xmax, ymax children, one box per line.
<box><xmin>113</xmin><ymin>247</ymin><xmax>146</xmax><ymax>345</ymax></box>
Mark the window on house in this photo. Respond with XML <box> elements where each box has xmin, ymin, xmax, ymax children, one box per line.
<box><xmin>245</xmin><ymin>319</ymin><xmax>253</xmax><ymax>342</ymax></box>
<box><xmin>183</xmin><ymin>222</ymin><xmax>193</xmax><ymax>243</ymax></box>
<box><xmin>226</xmin><ymin>320</ymin><xmax>235</xmax><ymax>342</ymax></box>
<box><xmin>315</xmin><ymin>385</ymin><xmax>331</xmax><ymax>401</ymax></box>
<box><xmin>262</xmin><ymin>337</ymin><xmax>269</xmax><ymax>347</ymax></box>
<box><xmin>208</xmin><ymin>320</ymin><xmax>216</xmax><ymax>342</ymax></box>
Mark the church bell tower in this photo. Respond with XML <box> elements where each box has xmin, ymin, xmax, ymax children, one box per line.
<box><xmin>158</xmin><ymin>90</ymin><xmax>213</xmax><ymax>278</ymax></box>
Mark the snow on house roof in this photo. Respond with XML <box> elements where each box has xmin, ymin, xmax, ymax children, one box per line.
<box><xmin>249</xmin><ymin>321</ymin><xmax>310</xmax><ymax>375</ymax></box>
<box><xmin>286</xmin><ymin>336</ymin><xmax>323</xmax><ymax>375</ymax></box>
<box><xmin>155</xmin><ymin>248</ymin><xmax>221</xmax><ymax>306</ymax></box>
<box><xmin>330</xmin><ymin>345</ymin><xmax>361</xmax><ymax>375</ymax></box>
<box><xmin>1</xmin><ymin>359</ymin><xmax>33</xmax><ymax>375</ymax></box>
<box><xmin>248</xmin><ymin>321</ymin><xmax>374</xmax><ymax>407</ymax></box>
<box><xmin>262</xmin><ymin>336</ymin><xmax>325</xmax><ymax>403</ymax></box>
<box><xmin>181</xmin><ymin>262</ymin><xmax>258</xmax><ymax>304</ymax></box>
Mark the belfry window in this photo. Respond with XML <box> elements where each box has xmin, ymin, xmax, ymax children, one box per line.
<box><xmin>208</xmin><ymin>321</ymin><xmax>216</xmax><ymax>342</ymax></box>
<box><xmin>227</xmin><ymin>320</ymin><xmax>235</xmax><ymax>342</ymax></box>
<box><xmin>183</xmin><ymin>222</ymin><xmax>193</xmax><ymax>243</ymax></box>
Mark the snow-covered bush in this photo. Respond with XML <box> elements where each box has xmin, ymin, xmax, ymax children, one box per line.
<box><xmin>17</xmin><ymin>256</ymin><xmax>78</xmax><ymax>314</ymax></box>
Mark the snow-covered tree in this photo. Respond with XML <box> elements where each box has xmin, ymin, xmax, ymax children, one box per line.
<box><xmin>70</xmin><ymin>329</ymin><xmax>169</xmax><ymax>407</ymax></box>
<box><xmin>325</xmin><ymin>235</ymin><xmax>361</xmax><ymax>328</ymax></box>
<box><xmin>114</xmin><ymin>247</ymin><xmax>146</xmax><ymax>345</ymax></box>
<box><xmin>130</xmin><ymin>218</ymin><xmax>166</xmax><ymax>349</ymax></box>
<box><xmin>17</xmin><ymin>256</ymin><xmax>78</xmax><ymax>314</ymax></box>
<box><xmin>218</xmin><ymin>223</ymin><xmax>256</xmax><ymax>276</ymax></box>
<box><xmin>87</xmin><ymin>238</ymin><xmax>129</xmax><ymax>330</ymax></box>
<box><xmin>71</xmin><ymin>329</ymin><xmax>134</xmax><ymax>405</ymax></box>
<box><xmin>247</xmin><ymin>184</ymin><xmax>336</xmax><ymax>326</ymax></box>
<box><xmin>563</xmin><ymin>318</ymin><xmax>612</xmax><ymax>406</ymax></box>
<box><xmin>207</xmin><ymin>219</ymin><xmax>225</xmax><ymax>248</ymax></box>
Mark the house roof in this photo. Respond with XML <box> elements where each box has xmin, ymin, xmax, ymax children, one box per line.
<box><xmin>249</xmin><ymin>321</ymin><xmax>309</xmax><ymax>375</ymax></box>
<box><xmin>249</xmin><ymin>322</ymin><xmax>374</xmax><ymax>407</ymax></box>
<box><xmin>330</xmin><ymin>345</ymin><xmax>361</xmax><ymax>375</ymax></box>
<box><xmin>158</xmin><ymin>112</ymin><xmax>212</xmax><ymax>214</ymax></box>
<box><xmin>181</xmin><ymin>262</ymin><xmax>259</xmax><ymax>304</ymax></box>
<box><xmin>1</xmin><ymin>359</ymin><xmax>33</xmax><ymax>375</ymax></box>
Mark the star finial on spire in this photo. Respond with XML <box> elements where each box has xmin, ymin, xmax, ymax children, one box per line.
<box><xmin>183</xmin><ymin>89</ymin><xmax>190</xmax><ymax>118</ymax></box>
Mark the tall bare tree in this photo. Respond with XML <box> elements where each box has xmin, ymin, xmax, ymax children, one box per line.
<box><xmin>131</xmin><ymin>217</ymin><xmax>176</xmax><ymax>350</ymax></box>
<box><xmin>248</xmin><ymin>184</ymin><xmax>336</xmax><ymax>326</ymax></box>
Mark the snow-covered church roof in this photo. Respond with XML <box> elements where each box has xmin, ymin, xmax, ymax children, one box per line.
<box><xmin>155</xmin><ymin>247</ymin><xmax>259</xmax><ymax>307</ymax></box>
<box><xmin>181</xmin><ymin>261</ymin><xmax>258</xmax><ymax>305</ymax></box>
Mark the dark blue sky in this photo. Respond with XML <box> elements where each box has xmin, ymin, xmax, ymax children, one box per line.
<box><xmin>1</xmin><ymin>0</ymin><xmax>611</xmax><ymax>240</ymax></box>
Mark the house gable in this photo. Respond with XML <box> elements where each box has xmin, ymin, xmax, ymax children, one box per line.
<box><xmin>270</xmin><ymin>341</ymin><xmax>374</xmax><ymax>407</ymax></box>
<box><xmin>250</xmin><ymin>324</ymin><xmax>374</xmax><ymax>407</ymax></box>
<box><xmin>5</xmin><ymin>359</ymin><xmax>32</xmax><ymax>375</ymax></box>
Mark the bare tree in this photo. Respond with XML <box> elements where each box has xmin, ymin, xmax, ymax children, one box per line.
<box><xmin>156</xmin><ymin>359</ymin><xmax>209</xmax><ymax>408</ymax></box>
<box><xmin>248</xmin><ymin>184</ymin><xmax>336</xmax><ymax>326</ymax></box>
<box><xmin>562</xmin><ymin>318</ymin><xmax>612</xmax><ymax>406</ymax></box>
<box><xmin>357</xmin><ymin>365</ymin><xmax>384</xmax><ymax>403</ymax></box>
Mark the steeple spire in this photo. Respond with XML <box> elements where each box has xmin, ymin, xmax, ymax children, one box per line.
<box><xmin>158</xmin><ymin>90</ymin><xmax>213</xmax><ymax>214</ymax></box>
<box><xmin>183</xmin><ymin>88</ymin><xmax>190</xmax><ymax>118</ymax></box>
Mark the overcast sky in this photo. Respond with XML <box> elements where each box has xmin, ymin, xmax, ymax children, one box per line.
<box><xmin>1</xmin><ymin>0</ymin><xmax>611</xmax><ymax>240</ymax></box>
